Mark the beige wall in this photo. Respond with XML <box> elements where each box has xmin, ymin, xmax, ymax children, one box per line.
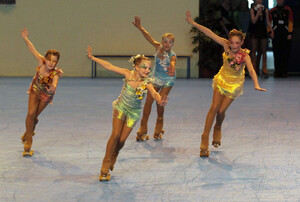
<box><xmin>0</xmin><ymin>0</ymin><xmax>199</xmax><ymax>78</ymax></box>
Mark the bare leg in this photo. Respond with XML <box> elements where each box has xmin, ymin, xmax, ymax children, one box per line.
<box><xmin>153</xmin><ymin>86</ymin><xmax>172</xmax><ymax>140</ymax></box>
<box><xmin>200</xmin><ymin>89</ymin><xmax>224</xmax><ymax>157</ymax></box>
<box><xmin>136</xmin><ymin>88</ymin><xmax>157</xmax><ymax>140</ymax></box>
<box><xmin>260</xmin><ymin>38</ymin><xmax>268</xmax><ymax>77</ymax></box>
<box><xmin>23</xmin><ymin>93</ymin><xmax>40</xmax><ymax>155</ymax></box>
<box><xmin>212</xmin><ymin>96</ymin><xmax>234</xmax><ymax>148</ymax></box>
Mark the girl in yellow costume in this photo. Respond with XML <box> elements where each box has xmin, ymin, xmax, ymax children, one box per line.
<box><xmin>20</xmin><ymin>28</ymin><xmax>63</xmax><ymax>157</ymax></box>
<box><xmin>185</xmin><ymin>11</ymin><xmax>266</xmax><ymax>157</ymax></box>
<box><xmin>86</xmin><ymin>47</ymin><xmax>168</xmax><ymax>181</ymax></box>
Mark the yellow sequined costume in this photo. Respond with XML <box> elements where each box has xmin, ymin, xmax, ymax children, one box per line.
<box><xmin>212</xmin><ymin>49</ymin><xmax>250</xmax><ymax>99</ymax></box>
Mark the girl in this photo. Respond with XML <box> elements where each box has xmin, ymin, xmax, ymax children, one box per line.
<box><xmin>20</xmin><ymin>28</ymin><xmax>63</xmax><ymax>157</ymax></box>
<box><xmin>86</xmin><ymin>47</ymin><xmax>168</xmax><ymax>181</ymax></box>
<box><xmin>250</xmin><ymin>0</ymin><xmax>273</xmax><ymax>77</ymax></box>
<box><xmin>185</xmin><ymin>11</ymin><xmax>266</xmax><ymax>157</ymax></box>
<box><xmin>132</xmin><ymin>16</ymin><xmax>176</xmax><ymax>141</ymax></box>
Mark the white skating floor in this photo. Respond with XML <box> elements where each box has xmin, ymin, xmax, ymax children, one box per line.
<box><xmin>0</xmin><ymin>77</ymin><xmax>300</xmax><ymax>202</ymax></box>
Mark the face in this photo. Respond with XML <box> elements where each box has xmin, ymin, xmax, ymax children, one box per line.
<box><xmin>136</xmin><ymin>60</ymin><xmax>151</xmax><ymax>78</ymax></box>
<box><xmin>161</xmin><ymin>37</ymin><xmax>174</xmax><ymax>51</ymax></box>
<box><xmin>45</xmin><ymin>55</ymin><xmax>58</xmax><ymax>69</ymax></box>
<box><xmin>255</xmin><ymin>0</ymin><xmax>263</xmax><ymax>4</ymax></box>
<box><xmin>229</xmin><ymin>36</ymin><xmax>243</xmax><ymax>53</ymax></box>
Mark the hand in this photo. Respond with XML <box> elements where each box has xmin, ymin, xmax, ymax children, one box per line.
<box><xmin>185</xmin><ymin>10</ymin><xmax>193</xmax><ymax>24</ymax></box>
<box><xmin>159</xmin><ymin>95</ymin><xmax>169</xmax><ymax>106</ymax></box>
<box><xmin>20</xmin><ymin>28</ymin><xmax>29</xmax><ymax>39</ymax></box>
<box><xmin>132</xmin><ymin>16</ymin><xmax>142</xmax><ymax>29</ymax></box>
<box><xmin>86</xmin><ymin>46</ymin><xmax>93</xmax><ymax>59</ymax></box>
<box><xmin>270</xmin><ymin>32</ymin><xmax>274</xmax><ymax>39</ymax></box>
<box><xmin>287</xmin><ymin>35</ymin><xmax>292</xmax><ymax>40</ymax></box>
<box><xmin>46</xmin><ymin>85</ymin><xmax>56</xmax><ymax>93</ymax></box>
<box><xmin>255</xmin><ymin>86</ymin><xmax>267</xmax><ymax>92</ymax></box>
<box><xmin>166</xmin><ymin>66</ymin><xmax>175</xmax><ymax>76</ymax></box>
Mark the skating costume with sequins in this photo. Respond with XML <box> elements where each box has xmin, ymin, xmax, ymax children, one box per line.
<box><xmin>112</xmin><ymin>71</ymin><xmax>152</xmax><ymax>128</ymax></box>
<box><xmin>27</xmin><ymin>67</ymin><xmax>63</xmax><ymax>104</ymax></box>
<box><xmin>212</xmin><ymin>49</ymin><xmax>250</xmax><ymax>99</ymax></box>
<box><xmin>151</xmin><ymin>50</ymin><xmax>176</xmax><ymax>88</ymax></box>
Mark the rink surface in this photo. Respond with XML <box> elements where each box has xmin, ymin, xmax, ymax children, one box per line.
<box><xmin>0</xmin><ymin>77</ymin><xmax>299</xmax><ymax>202</ymax></box>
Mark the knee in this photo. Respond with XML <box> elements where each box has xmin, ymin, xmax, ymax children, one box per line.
<box><xmin>27</xmin><ymin>112</ymin><xmax>36</xmax><ymax>120</ymax></box>
<box><xmin>217</xmin><ymin>111</ymin><xmax>225</xmax><ymax>118</ymax></box>
<box><xmin>117</xmin><ymin>141</ymin><xmax>125</xmax><ymax>150</ymax></box>
<box><xmin>209</xmin><ymin>105</ymin><xmax>219</xmax><ymax>114</ymax></box>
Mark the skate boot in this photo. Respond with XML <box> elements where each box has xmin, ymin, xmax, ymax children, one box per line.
<box><xmin>200</xmin><ymin>134</ymin><xmax>209</xmax><ymax>157</ymax></box>
<box><xmin>153</xmin><ymin>117</ymin><xmax>164</xmax><ymax>140</ymax></box>
<box><xmin>99</xmin><ymin>172</ymin><xmax>111</xmax><ymax>181</ymax></box>
<box><xmin>136</xmin><ymin>125</ymin><xmax>149</xmax><ymax>141</ymax></box>
<box><xmin>23</xmin><ymin>133</ymin><xmax>34</xmax><ymax>157</ymax></box>
<box><xmin>212</xmin><ymin>125</ymin><xmax>222</xmax><ymax>148</ymax></box>
<box><xmin>21</xmin><ymin>131</ymin><xmax>35</xmax><ymax>144</ymax></box>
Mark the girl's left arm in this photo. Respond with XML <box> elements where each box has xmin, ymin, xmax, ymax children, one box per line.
<box><xmin>265</xmin><ymin>9</ymin><xmax>274</xmax><ymax>35</ymax></box>
<box><xmin>245</xmin><ymin>55</ymin><xmax>267</xmax><ymax>91</ymax></box>
<box><xmin>166</xmin><ymin>56</ymin><xmax>176</xmax><ymax>76</ymax></box>
<box><xmin>146</xmin><ymin>83</ymin><xmax>168</xmax><ymax>106</ymax></box>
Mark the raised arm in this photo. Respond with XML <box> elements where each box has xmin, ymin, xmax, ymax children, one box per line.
<box><xmin>86</xmin><ymin>46</ymin><xmax>130</xmax><ymax>77</ymax></box>
<box><xmin>244</xmin><ymin>54</ymin><xmax>266</xmax><ymax>91</ymax></box>
<box><xmin>132</xmin><ymin>16</ymin><xmax>160</xmax><ymax>49</ymax></box>
<box><xmin>185</xmin><ymin>11</ymin><xmax>229</xmax><ymax>49</ymax></box>
<box><xmin>20</xmin><ymin>28</ymin><xmax>44</xmax><ymax>66</ymax></box>
<box><xmin>146</xmin><ymin>83</ymin><xmax>168</xmax><ymax>106</ymax></box>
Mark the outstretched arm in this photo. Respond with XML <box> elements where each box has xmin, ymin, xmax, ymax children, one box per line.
<box><xmin>146</xmin><ymin>83</ymin><xmax>168</xmax><ymax>106</ymax></box>
<box><xmin>245</xmin><ymin>55</ymin><xmax>266</xmax><ymax>91</ymax></box>
<box><xmin>185</xmin><ymin>10</ymin><xmax>229</xmax><ymax>49</ymax></box>
<box><xmin>132</xmin><ymin>16</ymin><xmax>160</xmax><ymax>49</ymax></box>
<box><xmin>20</xmin><ymin>28</ymin><xmax>44</xmax><ymax>66</ymax></box>
<box><xmin>86</xmin><ymin>46</ymin><xmax>130</xmax><ymax>77</ymax></box>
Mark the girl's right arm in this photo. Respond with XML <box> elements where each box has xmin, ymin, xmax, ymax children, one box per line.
<box><xmin>185</xmin><ymin>11</ymin><xmax>229</xmax><ymax>50</ymax></box>
<box><xmin>132</xmin><ymin>16</ymin><xmax>161</xmax><ymax>50</ymax></box>
<box><xmin>20</xmin><ymin>28</ymin><xmax>44</xmax><ymax>66</ymax></box>
<box><xmin>250</xmin><ymin>7</ymin><xmax>263</xmax><ymax>24</ymax></box>
<box><xmin>86</xmin><ymin>46</ymin><xmax>130</xmax><ymax>77</ymax></box>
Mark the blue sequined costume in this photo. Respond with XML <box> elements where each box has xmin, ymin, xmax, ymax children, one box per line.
<box><xmin>151</xmin><ymin>51</ymin><xmax>176</xmax><ymax>88</ymax></box>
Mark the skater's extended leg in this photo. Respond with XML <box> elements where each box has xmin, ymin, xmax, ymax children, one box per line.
<box><xmin>200</xmin><ymin>89</ymin><xmax>224</xmax><ymax>157</ymax></box>
<box><xmin>153</xmin><ymin>86</ymin><xmax>172</xmax><ymax>139</ymax></box>
<box><xmin>136</xmin><ymin>92</ymin><xmax>155</xmax><ymax>141</ymax></box>
<box><xmin>212</xmin><ymin>96</ymin><xmax>233</xmax><ymax>148</ymax></box>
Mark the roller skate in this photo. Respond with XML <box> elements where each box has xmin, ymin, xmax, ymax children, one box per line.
<box><xmin>99</xmin><ymin>172</ymin><xmax>111</xmax><ymax>181</ymax></box>
<box><xmin>136</xmin><ymin>125</ymin><xmax>149</xmax><ymax>141</ymax></box>
<box><xmin>23</xmin><ymin>133</ymin><xmax>34</xmax><ymax>157</ymax></box>
<box><xmin>200</xmin><ymin>134</ymin><xmax>209</xmax><ymax>157</ymax></box>
<box><xmin>153</xmin><ymin>117</ymin><xmax>164</xmax><ymax>140</ymax></box>
<box><xmin>212</xmin><ymin>125</ymin><xmax>222</xmax><ymax>148</ymax></box>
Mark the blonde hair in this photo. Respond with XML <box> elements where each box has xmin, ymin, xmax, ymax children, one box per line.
<box><xmin>129</xmin><ymin>54</ymin><xmax>150</xmax><ymax>67</ymax></box>
<box><xmin>229</xmin><ymin>29</ymin><xmax>246</xmax><ymax>41</ymax></box>
<box><xmin>162</xmin><ymin>33</ymin><xmax>175</xmax><ymax>42</ymax></box>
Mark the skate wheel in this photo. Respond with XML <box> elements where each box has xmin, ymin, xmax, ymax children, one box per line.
<box><xmin>99</xmin><ymin>173</ymin><xmax>111</xmax><ymax>181</ymax></box>
<box><xmin>212</xmin><ymin>141</ymin><xmax>221</xmax><ymax>148</ymax></box>
<box><xmin>200</xmin><ymin>150</ymin><xmax>209</xmax><ymax>157</ymax></box>
<box><xmin>23</xmin><ymin>149</ymin><xmax>34</xmax><ymax>157</ymax></box>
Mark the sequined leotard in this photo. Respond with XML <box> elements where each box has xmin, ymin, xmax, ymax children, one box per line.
<box><xmin>27</xmin><ymin>67</ymin><xmax>63</xmax><ymax>104</ymax></box>
<box><xmin>212</xmin><ymin>49</ymin><xmax>250</xmax><ymax>99</ymax></box>
<box><xmin>112</xmin><ymin>71</ymin><xmax>152</xmax><ymax>128</ymax></box>
<box><xmin>151</xmin><ymin>50</ymin><xmax>176</xmax><ymax>88</ymax></box>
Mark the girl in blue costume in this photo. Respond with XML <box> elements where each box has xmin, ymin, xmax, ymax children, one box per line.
<box><xmin>185</xmin><ymin>11</ymin><xmax>266</xmax><ymax>157</ymax></box>
<box><xmin>86</xmin><ymin>47</ymin><xmax>168</xmax><ymax>181</ymax></box>
<box><xmin>20</xmin><ymin>28</ymin><xmax>63</xmax><ymax>157</ymax></box>
<box><xmin>132</xmin><ymin>16</ymin><xmax>176</xmax><ymax>141</ymax></box>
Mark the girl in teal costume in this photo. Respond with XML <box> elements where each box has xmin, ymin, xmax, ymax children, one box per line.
<box><xmin>87</xmin><ymin>47</ymin><xmax>168</xmax><ymax>181</ymax></box>
<box><xmin>133</xmin><ymin>16</ymin><xmax>176</xmax><ymax>140</ymax></box>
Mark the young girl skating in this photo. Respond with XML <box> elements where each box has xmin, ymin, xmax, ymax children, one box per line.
<box><xmin>86</xmin><ymin>47</ymin><xmax>168</xmax><ymax>181</ymax></box>
<box><xmin>132</xmin><ymin>16</ymin><xmax>176</xmax><ymax>141</ymax></box>
<box><xmin>185</xmin><ymin>11</ymin><xmax>266</xmax><ymax>157</ymax></box>
<box><xmin>20</xmin><ymin>28</ymin><xmax>63</xmax><ymax>157</ymax></box>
